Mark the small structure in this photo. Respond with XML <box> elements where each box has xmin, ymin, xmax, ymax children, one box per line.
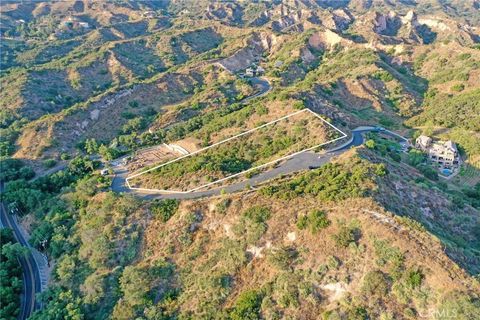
<box><xmin>415</xmin><ymin>135</ymin><xmax>460</xmax><ymax>169</ymax></box>
<box><xmin>61</xmin><ymin>17</ymin><xmax>89</xmax><ymax>30</ymax></box>
<box><xmin>100</xmin><ymin>169</ymin><xmax>109</xmax><ymax>176</ymax></box>
<box><xmin>143</xmin><ymin>11</ymin><xmax>156</xmax><ymax>18</ymax></box>
<box><xmin>256</xmin><ymin>66</ymin><xmax>265</xmax><ymax>75</ymax></box>
<box><xmin>244</xmin><ymin>65</ymin><xmax>265</xmax><ymax>77</ymax></box>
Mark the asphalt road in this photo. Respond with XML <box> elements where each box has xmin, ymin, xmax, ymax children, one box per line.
<box><xmin>244</xmin><ymin>77</ymin><xmax>271</xmax><ymax>101</ymax></box>
<box><xmin>0</xmin><ymin>182</ymin><xmax>41</xmax><ymax>320</ymax></box>
<box><xmin>111</xmin><ymin>127</ymin><xmax>384</xmax><ymax>200</ymax></box>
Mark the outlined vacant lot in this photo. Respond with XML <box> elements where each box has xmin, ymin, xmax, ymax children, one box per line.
<box><xmin>127</xmin><ymin>109</ymin><xmax>347</xmax><ymax>193</ymax></box>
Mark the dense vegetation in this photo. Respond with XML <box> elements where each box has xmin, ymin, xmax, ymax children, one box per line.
<box><xmin>0</xmin><ymin>229</ymin><xmax>24</xmax><ymax>320</ymax></box>
<box><xmin>260</xmin><ymin>156</ymin><xmax>387</xmax><ymax>201</ymax></box>
<box><xmin>408</xmin><ymin>89</ymin><xmax>480</xmax><ymax>134</ymax></box>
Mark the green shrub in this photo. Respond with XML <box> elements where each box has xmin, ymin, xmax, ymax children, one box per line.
<box><xmin>347</xmin><ymin>306</ymin><xmax>369</xmax><ymax>320</ymax></box>
<box><xmin>365</xmin><ymin>139</ymin><xmax>376</xmax><ymax>149</ymax></box>
<box><xmin>151</xmin><ymin>199</ymin><xmax>179</xmax><ymax>222</ymax></box>
<box><xmin>418</xmin><ymin>165</ymin><xmax>438</xmax><ymax>180</ymax></box>
<box><xmin>296</xmin><ymin>210</ymin><xmax>330</xmax><ymax>234</ymax></box>
<box><xmin>451</xmin><ymin>83</ymin><xmax>465</xmax><ymax>92</ymax></box>
<box><xmin>233</xmin><ymin>206</ymin><xmax>271</xmax><ymax>245</ymax></box>
<box><xmin>43</xmin><ymin>159</ymin><xmax>57</xmax><ymax>168</ymax></box>
<box><xmin>215</xmin><ymin>198</ymin><xmax>231</xmax><ymax>214</ymax></box>
<box><xmin>327</xmin><ymin>255</ymin><xmax>340</xmax><ymax>270</ymax></box>
<box><xmin>373</xmin><ymin>70</ymin><xmax>394</xmax><ymax>82</ymax></box>
<box><xmin>293</xmin><ymin>101</ymin><xmax>305</xmax><ymax>110</ymax></box>
<box><xmin>372</xmin><ymin>238</ymin><xmax>404</xmax><ymax>279</ymax></box>
<box><xmin>267</xmin><ymin>246</ymin><xmax>298</xmax><ymax>270</ymax></box>
<box><xmin>230</xmin><ymin>290</ymin><xmax>263</xmax><ymax>320</ymax></box>
<box><xmin>121</xmin><ymin>111</ymin><xmax>136</xmax><ymax>119</ymax></box>
<box><xmin>333</xmin><ymin>225</ymin><xmax>358</xmax><ymax>248</ymax></box>
<box><xmin>408</xmin><ymin>149</ymin><xmax>425</xmax><ymax>167</ymax></box>
<box><xmin>128</xmin><ymin>100</ymin><xmax>139</xmax><ymax>108</ymax></box>
<box><xmin>405</xmin><ymin>268</ymin><xmax>423</xmax><ymax>289</ymax></box>
<box><xmin>243</xmin><ymin>206</ymin><xmax>270</xmax><ymax>224</ymax></box>
<box><xmin>0</xmin><ymin>159</ymin><xmax>35</xmax><ymax>181</ymax></box>
<box><xmin>98</xmin><ymin>145</ymin><xmax>120</xmax><ymax>161</ymax></box>
<box><xmin>0</xmin><ymin>229</ymin><xmax>23</xmax><ymax>320</ymax></box>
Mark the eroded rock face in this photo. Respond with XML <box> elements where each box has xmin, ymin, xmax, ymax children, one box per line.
<box><xmin>322</xmin><ymin>9</ymin><xmax>354</xmax><ymax>31</ymax></box>
<box><xmin>205</xmin><ymin>2</ymin><xmax>243</xmax><ymax>24</ymax></box>
<box><xmin>401</xmin><ymin>9</ymin><xmax>419</xmax><ymax>27</ymax></box>
<box><xmin>271</xmin><ymin>5</ymin><xmax>304</xmax><ymax>32</ymax></box>
<box><xmin>372</xmin><ymin>11</ymin><xmax>401</xmax><ymax>36</ymax></box>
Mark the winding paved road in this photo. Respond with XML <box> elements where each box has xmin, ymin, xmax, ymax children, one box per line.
<box><xmin>244</xmin><ymin>77</ymin><xmax>271</xmax><ymax>101</ymax></box>
<box><xmin>0</xmin><ymin>182</ymin><xmax>41</xmax><ymax>320</ymax></box>
<box><xmin>111</xmin><ymin>127</ymin><xmax>395</xmax><ymax>200</ymax></box>
<box><xmin>110</xmin><ymin>75</ymin><xmax>408</xmax><ymax>200</ymax></box>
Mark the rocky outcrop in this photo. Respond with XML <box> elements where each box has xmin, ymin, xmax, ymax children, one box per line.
<box><xmin>218</xmin><ymin>32</ymin><xmax>278</xmax><ymax>73</ymax></box>
<box><xmin>205</xmin><ymin>2</ymin><xmax>243</xmax><ymax>25</ymax></box>
<box><xmin>271</xmin><ymin>4</ymin><xmax>304</xmax><ymax>32</ymax></box>
<box><xmin>373</xmin><ymin>11</ymin><xmax>401</xmax><ymax>36</ymax></box>
<box><xmin>308</xmin><ymin>29</ymin><xmax>353</xmax><ymax>50</ymax></box>
<box><xmin>322</xmin><ymin>8</ymin><xmax>354</xmax><ymax>31</ymax></box>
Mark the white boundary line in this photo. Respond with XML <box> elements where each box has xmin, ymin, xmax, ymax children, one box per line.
<box><xmin>126</xmin><ymin>109</ymin><xmax>347</xmax><ymax>193</ymax></box>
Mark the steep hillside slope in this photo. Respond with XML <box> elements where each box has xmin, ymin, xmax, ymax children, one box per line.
<box><xmin>13</xmin><ymin>149</ymin><xmax>478</xmax><ymax>320</ymax></box>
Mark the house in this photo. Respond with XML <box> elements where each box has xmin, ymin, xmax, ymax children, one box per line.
<box><xmin>256</xmin><ymin>66</ymin><xmax>265</xmax><ymax>75</ymax></box>
<box><xmin>415</xmin><ymin>135</ymin><xmax>460</xmax><ymax>169</ymax></box>
<box><xmin>100</xmin><ymin>169</ymin><xmax>109</xmax><ymax>176</ymax></box>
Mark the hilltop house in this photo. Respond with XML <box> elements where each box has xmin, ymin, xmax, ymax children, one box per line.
<box><xmin>61</xmin><ymin>16</ymin><xmax>90</xmax><ymax>29</ymax></box>
<box><xmin>415</xmin><ymin>135</ymin><xmax>460</xmax><ymax>169</ymax></box>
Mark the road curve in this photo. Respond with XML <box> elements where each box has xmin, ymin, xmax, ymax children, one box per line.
<box><xmin>0</xmin><ymin>182</ymin><xmax>41</xmax><ymax>320</ymax></box>
<box><xmin>243</xmin><ymin>77</ymin><xmax>271</xmax><ymax>101</ymax></box>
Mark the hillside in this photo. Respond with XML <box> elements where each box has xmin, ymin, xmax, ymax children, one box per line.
<box><xmin>0</xmin><ymin>1</ymin><xmax>479</xmax><ymax>320</ymax></box>
<box><xmin>2</xmin><ymin>149</ymin><xmax>476</xmax><ymax>320</ymax></box>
